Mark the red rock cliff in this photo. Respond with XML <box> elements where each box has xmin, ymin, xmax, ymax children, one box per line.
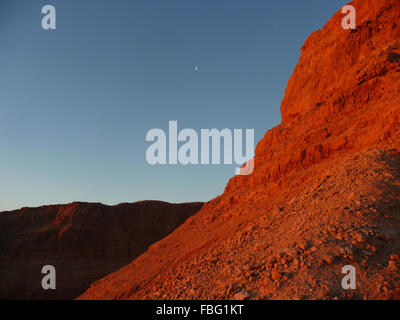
<box><xmin>79</xmin><ymin>0</ymin><xmax>400</xmax><ymax>300</ymax></box>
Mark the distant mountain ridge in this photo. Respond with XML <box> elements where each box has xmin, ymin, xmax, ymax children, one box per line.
<box><xmin>0</xmin><ymin>201</ymin><xmax>203</xmax><ymax>299</ymax></box>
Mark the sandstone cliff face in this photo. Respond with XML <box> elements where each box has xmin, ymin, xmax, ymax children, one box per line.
<box><xmin>225</xmin><ymin>0</ymin><xmax>400</xmax><ymax>195</ymax></box>
<box><xmin>0</xmin><ymin>201</ymin><xmax>202</xmax><ymax>299</ymax></box>
<box><xmin>80</xmin><ymin>0</ymin><xmax>400</xmax><ymax>300</ymax></box>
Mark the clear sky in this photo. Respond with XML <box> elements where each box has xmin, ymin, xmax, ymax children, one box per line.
<box><xmin>0</xmin><ymin>0</ymin><xmax>349</xmax><ymax>211</ymax></box>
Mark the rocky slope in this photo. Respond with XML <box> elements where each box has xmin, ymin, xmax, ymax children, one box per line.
<box><xmin>0</xmin><ymin>201</ymin><xmax>203</xmax><ymax>299</ymax></box>
<box><xmin>80</xmin><ymin>0</ymin><xmax>400</xmax><ymax>300</ymax></box>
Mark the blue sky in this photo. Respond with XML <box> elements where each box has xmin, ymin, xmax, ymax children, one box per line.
<box><xmin>0</xmin><ymin>0</ymin><xmax>348</xmax><ymax>211</ymax></box>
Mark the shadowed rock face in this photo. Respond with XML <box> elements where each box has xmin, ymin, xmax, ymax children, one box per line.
<box><xmin>0</xmin><ymin>201</ymin><xmax>203</xmax><ymax>299</ymax></box>
<box><xmin>79</xmin><ymin>0</ymin><xmax>400</xmax><ymax>300</ymax></box>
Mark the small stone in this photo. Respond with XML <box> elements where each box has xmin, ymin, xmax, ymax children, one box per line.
<box><xmin>354</xmin><ymin>231</ymin><xmax>367</xmax><ymax>243</ymax></box>
<box><xmin>297</xmin><ymin>243</ymin><xmax>306</xmax><ymax>251</ymax></box>
<box><xmin>390</xmin><ymin>254</ymin><xmax>400</xmax><ymax>261</ymax></box>
<box><xmin>233</xmin><ymin>290</ymin><xmax>250</xmax><ymax>300</ymax></box>
<box><xmin>368</xmin><ymin>245</ymin><xmax>377</xmax><ymax>253</ymax></box>
<box><xmin>335</xmin><ymin>234</ymin><xmax>343</xmax><ymax>240</ymax></box>
<box><xmin>388</xmin><ymin>260</ymin><xmax>398</xmax><ymax>271</ymax></box>
<box><xmin>285</xmin><ymin>247</ymin><xmax>299</xmax><ymax>258</ymax></box>
<box><xmin>271</xmin><ymin>271</ymin><xmax>283</xmax><ymax>281</ymax></box>
<box><xmin>322</xmin><ymin>254</ymin><xmax>335</xmax><ymax>264</ymax></box>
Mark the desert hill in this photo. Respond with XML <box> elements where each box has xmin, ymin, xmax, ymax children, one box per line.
<box><xmin>0</xmin><ymin>201</ymin><xmax>203</xmax><ymax>299</ymax></box>
<box><xmin>80</xmin><ymin>0</ymin><xmax>400</xmax><ymax>300</ymax></box>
